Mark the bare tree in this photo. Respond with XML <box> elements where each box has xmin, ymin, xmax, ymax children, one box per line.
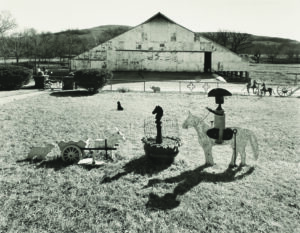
<box><xmin>266</xmin><ymin>45</ymin><xmax>279</xmax><ymax>63</ymax></box>
<box><xmin>0</xmin><ymin>36</ymin><xmax>10</xmax><ymax>63</ymax></box>
<box><xmin>202</xmin><ymin>30</ymin><xmax>253</xmax><ymax>53</ymax></box>
<box><xmin>8</xmin><ymin>32</ymin><xmax>28</xmax><ymax>64</ymax></box>
<box><xmin>229</xmin><ymin>32</ymin><xmax>253</xmax><ymax>53</ymax></box>
<box><xmin>0</xmin><ymin>11</ymin><xmax>17</xmax><ymax>63</ymax></box>
<box><xmin>216</xmin><ymin>30</ymin><xmax>231</xmax><ymax>47</ymax></box>
<box><xmin>0</xmin><ymin>11</ymin><xmax>17</xmax><ymax>35</ymax></box>
<box><xmin>253</xmin><ymin>49</ymin><xmax>261</xmax><ymax>63</ymax></box>
<box><xmin>202</xmin><ymin>30</ymin><xmax>230</xmax><ymax>47</ymax></box>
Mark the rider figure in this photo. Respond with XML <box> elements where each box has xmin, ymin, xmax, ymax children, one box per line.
<box><xmin>246</xmin><ymin>79</ymin><xmax>258</xmax><ymax>94</ymax></box>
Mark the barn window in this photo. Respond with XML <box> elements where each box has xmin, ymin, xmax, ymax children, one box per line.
<box><xmin>142</xmin><ymin>32</ymin><xmax>148</xmax><ymax>41</ymax></box>
<box><xmin>118</xmin><ymin>41</ymin><xmax>124</xmax><ymax>49</ymax></box>
<box><xmin>171</xmin><ymin>33</ymin><xmax>176</xmax><ymax>42</ymax></box>
<box><xmin>136</xmin><ymin>42</ymin><xmax>142</xmax><ymax>50</ymax></box>
<box><xmin>194</xmin><ymin>34</ymin><xmax>200</xmax><ymax>42</ymax></box>
<box><xmin>160</xmin><ymin>43</ymin><xmax>165</xmax><ymax>48</ymax></box>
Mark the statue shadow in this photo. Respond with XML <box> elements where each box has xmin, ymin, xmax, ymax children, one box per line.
<box><xmin>16</xmin><ymin>158</ymin><xmax>73</xmax><ymax>171</ymax></box>
<box><xmin>50</xmin><ymin>90</ymin><xmax>93</xmax><ymax>97</ymax></box>
<box><xmin>145</xmin><ymin>165</ymin><xmax>255</xmax><ymax>210</ymax></box>
<box><xmin>101</xmin><ymin>155</ymin><xmax>173</xmax><ymax>184</ymax></box>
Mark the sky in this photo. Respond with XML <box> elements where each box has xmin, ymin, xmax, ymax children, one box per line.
<box><xmin>1</xmin><ymin>0</ymin><xmax>300</xmax><ymax>41</ymax></box>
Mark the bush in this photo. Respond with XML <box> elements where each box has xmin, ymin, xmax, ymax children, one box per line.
<box><xmin>18</xmin><ymin>62</ymin><xmax>35</xmax><ymax>69</ymax></box>
<box><xmin>74</xmin><ymin>69</ymin><xmax>112</xmax><ymax>93</ymax></box>
<box><xmin>0</xmin><ymin>65</ymin><xmax>32</xmax><ymax>90</ymax></box>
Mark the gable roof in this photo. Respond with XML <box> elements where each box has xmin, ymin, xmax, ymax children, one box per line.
<box><xmin>139</xmin><ymin>12</ymin><xmax>195</xmax><ymax>34</ymax></box>
<box><xmin>73</xmin><ymin>12</ymin><xmax>243</xmax><ymax>60</ymax></box>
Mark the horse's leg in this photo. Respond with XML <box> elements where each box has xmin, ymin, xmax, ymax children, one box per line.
<box><xmin>203</xmin><ymin>144</ymin><xmax>214</xmax><ymax>166</ymax></box>
<box><xmin>229</xmin><ymin>149</ymin><xmax>238</xmax><ymax>167</ymax></box>
<box><xmin>110</xmin><ymin>150</ymin><xmax>115</xmax><ymax>161</ymax></box>
<box><xmin>240</xmin><ymin>150</ymin><xmax>247</xmax><ymax>166</ymax></box>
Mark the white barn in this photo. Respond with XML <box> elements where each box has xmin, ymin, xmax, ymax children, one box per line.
<box><xmin>71</xmin><ymin>12</ymin><xmax>249</xmax><ymax>77</ymax></box>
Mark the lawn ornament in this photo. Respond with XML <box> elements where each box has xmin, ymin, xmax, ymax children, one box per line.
<box><xmin>27</xmin><ymin>143</ymin><xmax>55</xmax><ymax>161</ymax></box>
<box><xmin>206</xmin><ymin>88</ymin><xmax>233</xmax><ymax>144</ymax></box>
<box><xmin>150</xmin><ymin>86</ymin><xmax>161</xmax><ymax>93</ymax></box>
<box><xmin>182</xmin><ymin>111</ymin><xmax>259</xmax><ymax>166</ymax></box>
<box><xmin>117</xmin><ymin>101</ymin><xmax>124</xmax><ymax>111</ymax></box>
<box><xmin>260</xmin><ymin>83</ymin><xmax>273</xmax><ymax>96</ymax></box>
<box><xmin>142</xmin><ymin>106</ymin><xmax>181</xmax><ymax>163</ymax></box>
<box><xmin>58</xmin><ymin>128</ymin><xmax>125</xmax><ymax>164</ymax></box>
<box><xmin>152</xmin><ymin>105</ymin><xmax>163</xmax><ymax>143</ymax></box>
<box><xmin>246</xmin><ymin>79</ymin><xmax>258</xmax><ymax>94</ymax></box>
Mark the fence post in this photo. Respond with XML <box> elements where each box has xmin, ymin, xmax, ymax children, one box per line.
<box><xmin>179</xmin><ymin>81</ymin><xmax>181</xmax><ymax>93</ymax></box>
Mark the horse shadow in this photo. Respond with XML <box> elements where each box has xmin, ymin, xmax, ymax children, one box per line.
<box><xmin>101</xmin><ymin>155</ymin><xmax>173</xmax><ymax>184</ymax></box>
<box><xmin>145</xmin><ymin>164</ymin><xmax>255</xmax><ymax>210</ymax></box>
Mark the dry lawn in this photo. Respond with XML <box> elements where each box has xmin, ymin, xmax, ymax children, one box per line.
<box><xmin>0</xmin><ymin>90</ymin><xmax>299</xmax><ymax>232</ymax></box>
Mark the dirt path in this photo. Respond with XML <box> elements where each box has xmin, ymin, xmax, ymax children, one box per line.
<box><xmin>0</xmin><ymin>89</ymin><xmax>46</xmax><ymax>106</ymax></box>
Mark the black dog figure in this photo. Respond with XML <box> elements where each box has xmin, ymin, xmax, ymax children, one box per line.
<box><xmin>117</xmin><ymin>101</ymin><xmax>124</xmax><ymax>111</ymax></box>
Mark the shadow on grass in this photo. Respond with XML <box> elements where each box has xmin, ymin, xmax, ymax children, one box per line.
<box><xmin>145</xmin><ymin>165</ymin><xmax>255</xmax><ymax>210</ymax></box>
<box><xmin>101</xmin><ymin>156</ymin><xmax>173</xmax><ymax>184</ymax></box>
<box><xmin>16</xmin><ymin>158</ymin><xmax>73</xmax><ymax>171</ymax></box>
<box><xmin>50</xmin><ymin>90</ymin><xmax>93</xmax><ymax>97</ymax></box>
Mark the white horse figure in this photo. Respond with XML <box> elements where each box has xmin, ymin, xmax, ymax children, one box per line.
<box><xmin>182</xmin><ymin>111</ymin><xmax>259</xmax><ymax>166</ymax></box>
<box><xmin>86</xmin><ymin>127</ymin><xmax>125</xmax><ymax>161</ymax></box>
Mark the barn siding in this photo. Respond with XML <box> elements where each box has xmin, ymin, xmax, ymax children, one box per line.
<box><xmin>71</xmin><ymin>13</ymin><xmax>248</xmax><ymax>72</ymax></box>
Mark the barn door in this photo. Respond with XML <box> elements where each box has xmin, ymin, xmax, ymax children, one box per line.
<box><xmin>204</xmin><ymin>52</ymin><xmax>212</xmax><ymax>72</ymax></box>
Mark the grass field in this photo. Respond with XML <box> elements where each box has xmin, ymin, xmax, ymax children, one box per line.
<box><xmin>0</xmin><ymin>90</ymin><xmax>299</xmax><ymax>232</ymax></box>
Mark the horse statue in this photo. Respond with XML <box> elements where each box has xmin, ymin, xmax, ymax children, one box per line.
<box><xmin>182</xmin><ymin>111</ymin><xmax>259</xmax><ymax>167</ymax></box>
<box><xmin>152</xmin><ymin>105</ymin><xmax>164</xmax><ymax>143</ymax></box>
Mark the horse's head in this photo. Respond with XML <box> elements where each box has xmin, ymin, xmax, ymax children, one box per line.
<box><xmin>152</xmin><ymin>105</ymin><xmax>163</xmax><ymax>119</ymax></box>
<box><xmin>182</xmin><ymin>111</ymin><xmax>198</xmax><ymax>129</ymax></box>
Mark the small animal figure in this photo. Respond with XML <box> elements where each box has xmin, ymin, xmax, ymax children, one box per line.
<box><xmin>27</xmin><ymin>143</ymin><xmax>55</xmax><ymax>161</ymax></box>
<box><xmin>117</xmin><ymin>101</ymin><xmax>124</xmax><ymax>111</ymax></box>
<box><xmin>150</xmin><ymin>86</ymin><xmax>161</xmax><ymax>93</ymax></box>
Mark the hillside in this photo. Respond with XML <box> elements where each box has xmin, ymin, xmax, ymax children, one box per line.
<box><xmin>57</xmin><ymin>25</ymin><xmax>299</xmax><ymax>63</ymax></box>
<box><xmin>55</xmin><ymin>25</ymin><xmax>132</xmax><ymax>44</ymax></box>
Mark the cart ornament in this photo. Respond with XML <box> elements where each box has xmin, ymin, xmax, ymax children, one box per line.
<box><xmin>58</xmin><ymin>128</ymin><xmax>125</xmax><ymax>164</ymax></box>
<box><xmin>27</xmin><ymin>143</ymin><xmax>56</xmax><ymax>161</ymax></box>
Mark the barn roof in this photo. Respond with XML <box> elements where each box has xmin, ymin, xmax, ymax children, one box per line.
<box><xmin>139</xmin><ymin>12</ymin><xmax>195</xmax><ymax>34</ymax></box>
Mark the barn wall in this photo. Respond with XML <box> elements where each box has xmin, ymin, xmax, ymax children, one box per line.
<box><xmin>71</xmin><ymin>14</ymin><xmax>248</xmax><ymax>72</ymax></box>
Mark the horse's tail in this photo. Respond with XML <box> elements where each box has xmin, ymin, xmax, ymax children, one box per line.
<box><xmin>249</xmin><ymin>132</ymin><xmax>259</xmax><ymax>160</ymax></box>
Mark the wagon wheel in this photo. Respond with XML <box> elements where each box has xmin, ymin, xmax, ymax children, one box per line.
<box><xmin>61</xmin><ymin>145</ymin><xmax>82</xmax><ymax>163</ymax></box>
<box><xmin>277</xmin><ymin>86</ymin><xmax>292</xmax><ymax>97</ymax></box>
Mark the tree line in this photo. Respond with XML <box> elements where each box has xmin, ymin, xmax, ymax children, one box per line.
<box><xmin>0</xmin><ymin>11</ymin><xmax>129</xmax><ymax>71</ymax></box>
<box><xmin>200</xmin><ymin>30</ymin><xmax>300</xmax><ymax>63</ymax></box>
<box><xmin>1</xmin><ymin>11</ymin><xmax>300</xmax><ymax>69</ymax></box>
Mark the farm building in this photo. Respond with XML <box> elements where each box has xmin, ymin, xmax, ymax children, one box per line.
<box><xmin>71</xmin><ymin>12</ymin><xmax>249</xmax><ymax>79</ymax></box>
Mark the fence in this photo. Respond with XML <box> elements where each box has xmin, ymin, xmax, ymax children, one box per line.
<box><xmin>104</xmin><ymin>79</ymin><xmax>250</xmax><ymax>95</ymax></box>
